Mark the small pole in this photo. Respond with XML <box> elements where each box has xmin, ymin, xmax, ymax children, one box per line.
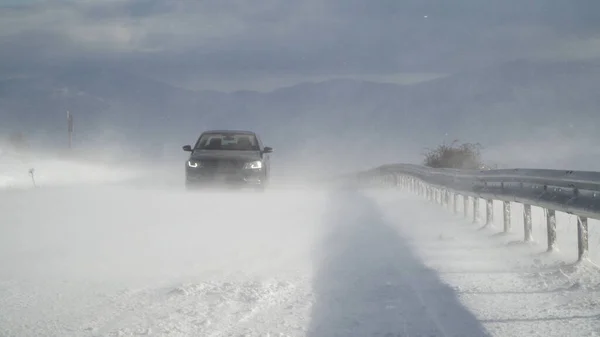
<box><xmin>28</xmin><ymin>168</ymin><xmax>36</xmax><ymax>188</ymax></box>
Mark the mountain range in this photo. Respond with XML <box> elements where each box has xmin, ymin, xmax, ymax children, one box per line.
<box><xmin>1</xmin><ymin>59</ymin><xmax>599</xmax><ymax>169</ymax></box>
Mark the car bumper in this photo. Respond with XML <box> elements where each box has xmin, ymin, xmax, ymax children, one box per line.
<box><xmin>185</xmin><ymin>168</ymin><xmax>265</xmax><ymax>187</ymax></box>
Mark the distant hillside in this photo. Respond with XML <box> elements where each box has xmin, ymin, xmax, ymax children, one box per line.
<box><xmin>1</xmin><ymin>59</ymin><xmax>599</xmax><ymax>168</ymax></box>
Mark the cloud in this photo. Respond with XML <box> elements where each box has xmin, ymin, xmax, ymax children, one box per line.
<box><xmin>0</xmin><ymin>1</ymin><xmax>242</xmax><ymax>53</ymax></box>
<box><xmin>533</xmin><ymin>37</ymin><xmax>600</xmax><ymax>61</ymax></box>
<box><xmin>1</xmin><ymin>0</ymin><xmax>600</xmax><ymax>85</ymax></box>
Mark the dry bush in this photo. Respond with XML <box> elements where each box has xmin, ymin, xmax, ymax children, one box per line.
<box><xmin>423</xmin><ymin>140</ymin><xmax>484</xmax><ymax>169</ymax></box>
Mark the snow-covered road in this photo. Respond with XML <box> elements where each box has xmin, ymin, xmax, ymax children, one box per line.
<box><xmin>1</xmin><ymin>177</ymin><xmax>600</xmax><ymax>336</ymax></box>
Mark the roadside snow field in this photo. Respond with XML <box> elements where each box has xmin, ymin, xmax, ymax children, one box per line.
<box><xmin>1</xmin><ymin>179</ymin><xmax>599</xmax><ymax>336</ymax></box>
<box><xmin>0</xmin><ymin>150</ymin><xmax>138</xmax><ymax>189</ymax></box>
<box><xmin>371</xmin><ymin>190</ymin><xmax>600</xmax><ymax>337</ymax></box>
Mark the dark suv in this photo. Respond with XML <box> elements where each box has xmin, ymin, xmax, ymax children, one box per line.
<box><xmin>182</xmin><ymin>130</ymin><xmax>273</xmax><ymax>190</ymax></box>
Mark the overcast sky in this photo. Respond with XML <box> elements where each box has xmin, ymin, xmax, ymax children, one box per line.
<box><xmin>1</xmin><ymin>0</ymin><xmax>599</xmax><ymax>91</ymax></box>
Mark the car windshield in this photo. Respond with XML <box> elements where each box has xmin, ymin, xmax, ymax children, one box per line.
<box><xmin>194</xmin><ymin>132</ymin><xmax>260</xmax><ymax>151</ymax></box>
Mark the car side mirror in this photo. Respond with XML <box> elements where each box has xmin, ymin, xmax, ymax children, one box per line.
<box><xmin>182</xmin><ymin>145</ymin><xmax>192</xmax><ymax>152</ymax></box>
<box><xmin>263</xmin><ymin>146</ymin><xmax>273</xmax><ymax>153</ymax></box>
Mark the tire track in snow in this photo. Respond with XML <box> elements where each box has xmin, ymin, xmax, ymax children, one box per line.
<box><xmin>307</xmin><ymin>190</ymin><xmax>490</xmax><ymax>337</ymax></box>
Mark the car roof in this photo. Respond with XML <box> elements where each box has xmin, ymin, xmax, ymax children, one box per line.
<box><xmin>201</xmin><ymin>130</ymin><xmax>257</xmax><ymax>135</ymax></box>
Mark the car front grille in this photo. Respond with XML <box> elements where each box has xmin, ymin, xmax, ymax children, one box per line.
<box><xmin>201</xmin><ymin>159</ymin><xmax>245</xmax><ymax>172</ymax></box>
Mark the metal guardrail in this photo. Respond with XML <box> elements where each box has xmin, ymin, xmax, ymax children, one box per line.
<box><xmin>355</xmin><ymin>164</ymin><xmax>600</xmax><ymax>262</ymax></box>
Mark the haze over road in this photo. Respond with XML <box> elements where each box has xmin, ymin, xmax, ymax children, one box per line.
<box><xmin>1</xmin><ymin>161</ymin><xmax>599</xmax><ymax>337</ymax></box>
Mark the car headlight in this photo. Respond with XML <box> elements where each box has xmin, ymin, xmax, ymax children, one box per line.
<box><xmin>244</xmin><ymin>160</ymin><xmax>262</xmax><ymax>169</ymax></box>
<box><xmin>187</xmin><ymin>160</ymin><xmax>201</xmax><ymax>168</ymax></box>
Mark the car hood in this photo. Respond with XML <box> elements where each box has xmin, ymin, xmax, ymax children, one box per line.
<box><xmin>189</xmin><ymin>150</ymin><xmax>261</xmax><ymax>161</ymax></box>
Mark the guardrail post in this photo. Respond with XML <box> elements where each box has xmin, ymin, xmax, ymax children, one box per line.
<box><xmin>463</xmin><ymin>195</ymin><xmax>469</xmax><ymax>219</ymax></box>
<box><xmin>453</xmin><ymin>193</ymin><xmax>459</xmax><ymax>214</ymax></box>
<box><xmin>503</xmin><ymin>201</ymin><xmax>511</xmax><ymax>232</ymax></box>
<box><xmin>546</xmin><ymin>209</ymin><xmax>556</xmax><ymax>252</ymax></box>
<box><xmin>442</xmin><ymin>188</ymin><xmax>448</xmax><ymax>208</ymax></box>
<box><xmin>485</xmin><ymin>199</ymin><xmax>493</xmax><ymax>227</ymax></box>
<box><xmin>472</xmin><ymin>197</ymin><xmax>479</xmax><ymax>224</ymax></box>
<box><xmin>577</xmin><ymin>216</ymin><xmax>589</xmax><ymax>261</ymax></box>
<box><xmin>523</xmin><ymin>204</ymin><xmax>533</xmax><ymax>242</ymax></box>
